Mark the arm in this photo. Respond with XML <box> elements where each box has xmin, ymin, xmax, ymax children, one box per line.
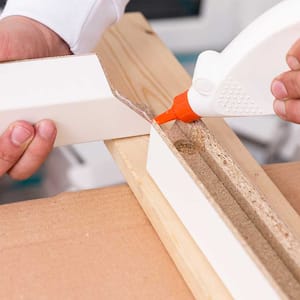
<box><xmin>1</xmin><ymin>0</ymin><xmax>129</xmax><ymax>54</ymax></box>
<box><xmin>0</xmin><ymin>0</ymin><xmax>128</xmax><ymax>180</ymax></box>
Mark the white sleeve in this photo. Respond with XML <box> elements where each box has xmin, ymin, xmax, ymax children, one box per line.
<box><xmin>1</xmin><ymin>0</ymin><xmax>129</xmax><ymax>54</ymax></box>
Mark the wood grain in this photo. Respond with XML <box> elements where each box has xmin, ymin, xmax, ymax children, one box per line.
<box><xmin>96</xmin><ymin>13</ymin><xmax>300</xmax><ymax>298</ymax></box>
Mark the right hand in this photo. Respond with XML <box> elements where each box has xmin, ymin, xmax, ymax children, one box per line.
<box><xmin>0</xmin><ymin>16</ymin><xmax>71</xmax><ymax>180</ymax></box>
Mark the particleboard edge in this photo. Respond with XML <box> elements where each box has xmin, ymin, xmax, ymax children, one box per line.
<box><xmin>173</xmin><ymin>120</ymin><xmax>300</xmax><ymax>283</ymax></box>
<box><xmin>147</xmin><ymin>125</ymin><xmax>280</xmax><ymax>299</ymax></box>
<box><xmin>147</xmin><ymin>123</ymin><xmax>300</xmax><ymax>299</ymax></box>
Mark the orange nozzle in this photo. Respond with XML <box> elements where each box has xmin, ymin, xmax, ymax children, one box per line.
<box><xmin>155</xmin><ymin>90</ymin><xmax>200</xmax><ymax>125</ymax></box>
<box><xmin>154</xmin><ymin>108</ymin><xmax>176</xmax><ymax>125</ymax></box>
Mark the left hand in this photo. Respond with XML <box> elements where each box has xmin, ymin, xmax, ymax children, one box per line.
<box><xmin>271</xmin><ymin>39</ymin><xmax>300</xmax><ymax>123</ymax></box>
<box><xmin>0</xmin><ymin>120</ymin><xmax>57</xmax><ymax>180</ymax></box>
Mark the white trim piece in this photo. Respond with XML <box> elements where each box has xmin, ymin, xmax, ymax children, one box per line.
<box><xmin>0</xmin><ymin>54</ymin><xmax>150</xmax><ymax>146</ymax></box>
<box><xmin>146</xmin><ymin>125</ymin><xmax>280</xmax><ymax>300</ymax></box>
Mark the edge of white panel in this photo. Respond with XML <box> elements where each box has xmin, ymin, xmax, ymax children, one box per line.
<box><xmin>146</xmin><ymin>125</ymin><xmax>280</xmax><ymax>300</ymax></box>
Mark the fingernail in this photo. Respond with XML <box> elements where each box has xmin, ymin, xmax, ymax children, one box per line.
<box><xmin>271</xmin><ymin>80</ymin><xmax>288</xmax><ymax>99</ymax></box>
<box><xmin>11</xmin><ymin>125</ymin><xmax>33</xmax><ymax>146</ymax></box>
<box><xmin>37</xmin><ymin>120</ymin><xmax>56</xmax><ymax>140</ymax></box>
<box><xmin>274</xmin><ymin>100</ymin><xmax>286</xmax><ymax>118</ymax></box>
<box><xmin>287</xmin><ymin>56</ymin><xmax>300</xmax><ymax>70</ymax></box>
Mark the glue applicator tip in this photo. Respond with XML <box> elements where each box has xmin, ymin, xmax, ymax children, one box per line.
<box><xmin>154</xmin><ymin>90</ymin><xmax>200</xmax><ymax>125</ymax></box>
<box><xmin>155</xmin><ymin>109</ymin><xmax>177</xmax><ymax>125</ymax></box>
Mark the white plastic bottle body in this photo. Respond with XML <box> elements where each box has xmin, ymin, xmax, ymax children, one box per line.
<box><xmin>188</xmin><ymin>0</ymin><xmax>300</xmax><ymax>117</ymax></box>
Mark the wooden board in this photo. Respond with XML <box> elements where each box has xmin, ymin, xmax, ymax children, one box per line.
<box><xmin>96</xmin><ymin>13</ymin><xmax>300</xmax><ymax>299</ymax></box>
<box><xmin>0</xmin><ymin>185</ymin><xmax>194</xmax><ymax>299</ymax></box>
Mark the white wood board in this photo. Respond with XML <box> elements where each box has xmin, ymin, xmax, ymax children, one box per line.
<box><xmin>147</xmin><ymin>125</ymin><xmax>280</xmax><ymax>300</ymax></box>
<box><xmin>0</xmin><ymin>55</ymin><xmax>150</xmax><ymax>146</ymax></box>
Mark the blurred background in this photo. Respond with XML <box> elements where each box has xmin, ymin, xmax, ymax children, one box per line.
<box><xmin>2</xmin><ymin>0</ymin><xmax>299</xmax><ymax>203</ymax></box>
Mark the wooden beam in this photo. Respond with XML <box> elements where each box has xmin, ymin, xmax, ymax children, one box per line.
<box><xmin>96</xmin><ymin>13</ymin><xmax>300</xmax><ymax>298</ymax></box>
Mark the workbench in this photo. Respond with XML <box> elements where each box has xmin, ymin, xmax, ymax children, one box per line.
<box><xmin>0</xmin><ymin>13</ymin><xmax>299</xmax><ymax>299</ymax></box>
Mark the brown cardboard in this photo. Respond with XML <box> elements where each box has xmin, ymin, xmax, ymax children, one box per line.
<box><xmin>0</xmin><ymin>184</ymin><xmax>193</xmax><ymax>299</ymax></box>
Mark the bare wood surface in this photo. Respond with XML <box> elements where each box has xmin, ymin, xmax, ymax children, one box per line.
<box><xmin>263</xmin><ymin>162</ymin><xmax>300</xmax><ymax>215</ymax></box>
<box><xmin>97</xmin><ymin>13</ymin><xmax>300</xmax><ymax>298</ymax></box>
<box><xmin>0</xmin><ymin>185</ymin><xmax>194</xmax><ymax>299</ymax></box>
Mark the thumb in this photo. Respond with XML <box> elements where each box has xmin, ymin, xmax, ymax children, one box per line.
<box><xmin>287</xmin><ymin>38</ymin><xmax>300</xmax><ymax>70</ymax></box>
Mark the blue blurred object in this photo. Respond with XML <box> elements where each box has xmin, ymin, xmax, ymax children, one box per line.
<box><xmin>175</xmin><ymin>52</ymin><xmax>198</xmax><ymax>75</ymax></box>
<box><xmin>11</xmin><ymin>169</ymin><xmax>43</xmax><ymax>188</ymax></box>
<box><xmin>0</xmin><ymin>168</ymin><xmax>44</xmax><ymax>204</ymax></box>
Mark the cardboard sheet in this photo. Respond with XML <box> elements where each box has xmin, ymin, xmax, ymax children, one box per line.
<box><xmin>0</xmin><ymin>185</ymin><xmax>193</xmax><ymax>299</ymax></box>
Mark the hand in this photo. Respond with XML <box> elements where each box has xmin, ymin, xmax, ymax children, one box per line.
<box><xmin>0</xmin><ymin>120</ymin><xmax>56</xmax><ymax>180</ymax></box>
<box><xmin>272</xmin><ymin>39</ymin><xmax>300</xmax><ymax>123</ymax></box>
<box><xmin>0</xmin><ymin>16</ymin><xmax>71</xmax><ymax>180</ymax></box>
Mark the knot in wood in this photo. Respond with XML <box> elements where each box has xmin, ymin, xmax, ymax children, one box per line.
<box><xmin>174</xmin><ymin>139</ymin><xmax>198</xmax><ymax>155</ymax></box>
